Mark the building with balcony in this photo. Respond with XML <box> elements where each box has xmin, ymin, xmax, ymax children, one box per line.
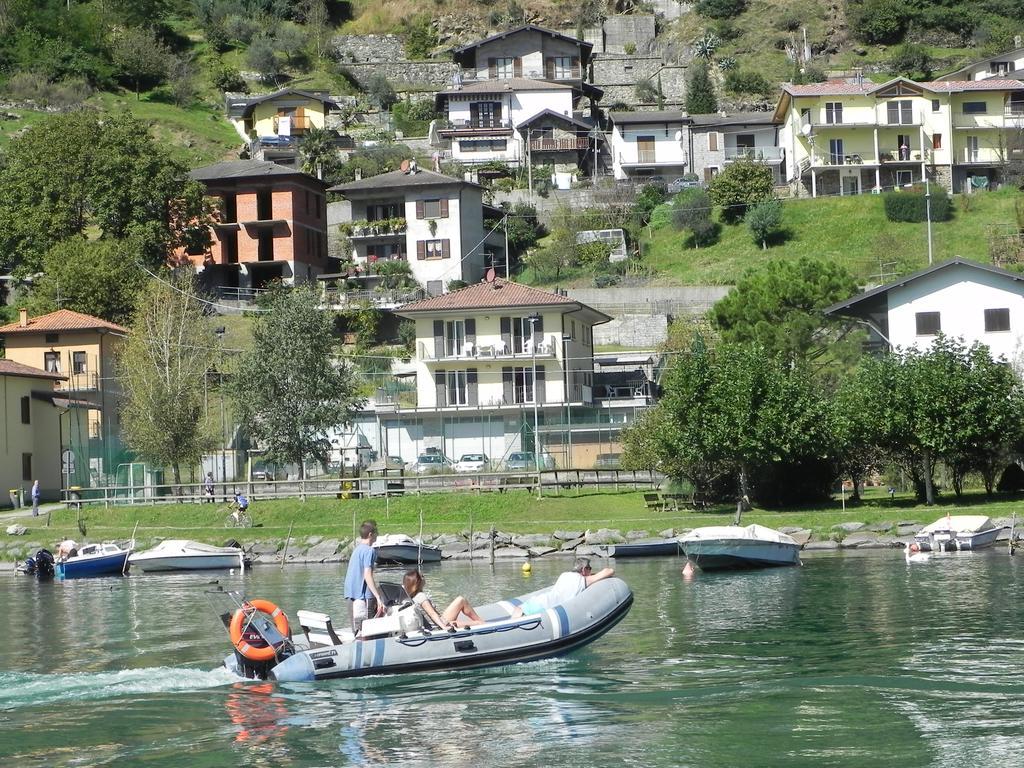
<box><xmin>937</xmin><ymin>45</ymin><xmax>1024</xmax><ymax>82</ymax></box>
<box><xmin>776</xmin><ymin>77</ymin><xmax>1024</xmax><ymax>196</ymax></box>
<box><xmin>689</xmin><ymin>112</ymin><xmax>783</xmax><ymax>185</ymax></box>
<box><xmin>432</xmin><ymin>25</ymin><xmax>602</xmax><ymax>174</ymax></box>
<box><xmin>177</xmin><ymin>160</ymin><xmax>329</xmax><ymax>292</ymax></box>
<box><xmin>328</xmin><ymin>168</ymin><xmax>505</xmax><ymax>296</ymax></box>
<box><xmin>824</xmin><ymin>257</ymin><xmax>1024</xmax><ymax>363</ymax></box>
<box><xmin>346</xmin><ymin>278</ymin><xmax>655</xmax><ymax>468</ymax></box>
<box><xmin>0</xmin><ymin>309</ymin><xmax>126</xmax><ymax>485</ymax></box>
<box><xmin>608</xmin><ymin>110</ymin><xmax>691</xmax><ymax>181</ymax></box>
<box><xmin>225</xmin><ymin>88</ymin><xmax>343</xmax><ymax>167</ymax></box>
<box><xmin>0</xmin><ymin>359</ymin><xmax>88</xmax><ymax>503</ymax></box>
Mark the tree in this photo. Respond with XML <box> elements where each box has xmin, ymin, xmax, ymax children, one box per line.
<box><xmin>622</xmin><ymin>337</ymin><xmax>835</xmax><ymax>510</ymax></box>
<box><xmin>711</xmin><ymin>256</ymin><xmax>859</xmax><ymax>363</ymax></box>
<box><xmin>746</xmin><ymin>199</ymin><xmax>783</xmax><ymax>249</ymax></box>
<box><xmin>297</xmin><ymin>0</ymin><xmax>331</xmax><ymax>61</ymax></box>
<box><xmin>110</xmin><ymin>26</ymin><xmax>172</xmax><ymax>99</ymax></box>
<box><xmin>366</xmin><ymin>73</ymin><xmax>398</xmax><ymax>111</ymax></box>
<box><xmin>231</xmin><ymin>287</ymin><xmax>365</xmax><ymax>479</ymax></box>
<box><xmin>246</xmin><ymin>35</ymin><xmax>280</xmax><ymax>81</ymax></box>
<box><xmin>685</xmin><ymin>60</ymin><xmax>718</xmax><ymax>114</ymax></box>
<box><xmin>404</xmin><ymin>16</ymin><xmax>438</xmax><ymax>59</ymax></box>
<box><xmin>119</xmin><ymin>274</ymin><xmax>218</xmax><ymax>490</ymax></box>
<box><xmin>374</xmin><ymin>259</ymin><xmax>416</xmax><ymax>290</ymax></box>
<box><xmin>300</xmin><ymin>127</ymin><xmax>341</xmax><ymax>179</ymax></box>
<box><xmin>273</xmin><ymin>22</ymin><xmax>307</xmax><ymax>66</ymax></box>
<box><xmin>671</xmin><ymin>188</ymin><xmax>718</xmax><ymax>247</ymax></box>
<box><xmin>707</xmin><ymin>158</ymin><xmax>774</xmax><ymax>222</ymax></box>
<box><xmin>0</xmin><ymin>111</ymin><xmax>214</xmax><ymax>275</ymax></box>
<box><xmin>696</xmin><ymin>0</ymin><xmax>747</xmax><ymax>19</ymax></box>
<box><xmin>28</xmin><ymin>238</ymin><xmax>146</xmax><ymax>324</ymax></box>
<box><xmin>852</xmin><ymin>0</ymin><xmax>911</xmax><ymax>44</ymax></box>
<box><xmin>889</xmin><ymin>43</ymin><xmax>933</xmax><ymax>79</ymax></box>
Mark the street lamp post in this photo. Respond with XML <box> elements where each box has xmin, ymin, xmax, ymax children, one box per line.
<box><xmin>924</xmin><ymin>177</ymin><xmax>934</xmax><ymax>265</ymax></box>
<box><xmin>528</xmin><ymin>313</ymin><xmax>541</xmax><ymax>499</ymax></box>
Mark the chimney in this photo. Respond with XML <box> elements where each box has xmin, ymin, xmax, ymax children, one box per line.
<box><xmin>18</xmin><ymin>308</ymin><xmax>28</xmax><ymax>328</ymax></box>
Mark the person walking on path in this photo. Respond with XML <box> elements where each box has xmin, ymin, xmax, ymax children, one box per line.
<box><xmin>344</xmin><ymin>520</ymin><xmax>385</xmax><ymax>636</ymax></box>
<box><xmin>31</xmin><ymin>480</ymin><xmax>40</xmax><ymax>517</ymax></box>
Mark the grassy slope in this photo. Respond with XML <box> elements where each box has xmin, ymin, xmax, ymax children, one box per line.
<box><xmin>14</xmin><ymin>487</ymin><xmax>1022</xmax><ymax>556</ymax></box>
<box><xmin>643</xmin><ymin>188</ymin><xmax>1022</xmax><ymax>285</ymax></box>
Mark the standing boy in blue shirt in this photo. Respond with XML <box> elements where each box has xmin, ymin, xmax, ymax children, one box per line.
<box><xmin>344</xmin><ymin>520</ymin><xmax>385</xmax><ymax>636</ymax></box>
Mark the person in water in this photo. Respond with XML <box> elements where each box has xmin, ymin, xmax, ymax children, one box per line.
<box><xmin>511</xmin><ymin>557</ymin><xmax>614</xmax><ymax>618</ymax></box>
<box><xmin>402</xmin><ymin>569</ymin><xmax>485</xmax><ymax>630</ymax></box>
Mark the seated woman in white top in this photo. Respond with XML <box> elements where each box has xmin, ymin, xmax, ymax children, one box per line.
<box><xmin>402</xmin><ymin>569</ymin><xmax>485</xmax><ymax>629</ymax></box>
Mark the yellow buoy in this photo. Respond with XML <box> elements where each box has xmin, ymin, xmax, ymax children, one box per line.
<box><xmin>521</xmin><ymin>561</ymin><xmax>532</xmax><ymax>574</ymax></box>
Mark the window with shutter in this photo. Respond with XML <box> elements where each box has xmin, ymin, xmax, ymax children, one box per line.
<box><xmin>488</xmin><ymin>58</ymin><xmax>497</xmax><ymax>78</ymax></box>
<box><xmin>423</xmin><ymin>199</ymin><xmax>441</xmax><ymax>218</ymax></box>
<box><xmin>415</xmin><ymin>200</ymin><xmax>425</xmax><ymax>219</ymax></box>
<box><xmin>417</xmin><ymin>240</ymin><xmax>426</xmax><ymax>260</ymax></box>
<box><xmin>513</xmin><ymin>58</ymin><xmax>522</xmax><ymax>77</ymax></box>
<box><xmin>467</xmin><ymin>369</ymin><xmax>478</xmax><ymax>406</ymax></box>
<box><xmin>441</xmin><ymin>239</ymin><xmax>450</xmax><ymax>259</ymax></box>
<box><xmin>439</xmin><ymin>198</ymin><xmax>449</xmax><ymax>218</ymax></box>
<box><xmin>502</xmin><ymin>367</ymin><xmax>514</xmax><ymax>403</ymax></box>
<box><xmin>708</xmin><ymin>132</ymin><xmax>719</xmax><ymax>151</ymax></box>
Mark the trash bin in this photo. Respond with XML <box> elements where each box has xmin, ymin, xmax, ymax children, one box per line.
<box><xmin>8</xmin><ymin>489</ymin><xmax>19</xmax><ymax>509</ymax></box>
<box><xmin>339</xmin><ymin>480</ymin><xmax>354</xmax><ymax>500</ymax></box>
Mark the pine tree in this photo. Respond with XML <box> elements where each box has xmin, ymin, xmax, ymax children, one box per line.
<box><xmin>686</xmin><ymin>61</ymin><xmax>718</xmax><ymax>115</ymax></box>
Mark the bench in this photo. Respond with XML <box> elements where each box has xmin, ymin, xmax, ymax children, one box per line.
<box><xmin>643</xmin><ymin>492</ymin><xmax>665</xmax><ymax>511</ymax></box>
<box><xmin>296</xmin><ymin>610</ymin><xmax>347</xmax><ymax>647</ymax></box>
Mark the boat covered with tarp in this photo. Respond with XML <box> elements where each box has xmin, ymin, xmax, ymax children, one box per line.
<box><xmin>372</xmin><ymin>533</ymin><xmax>442</xmax><ymax>564</ymax></box>
<box><xmin>219</xmin><ymin>577</ymin><xmax>633</xmax><ymax>681</ymax></box>
<box><xmin>914</xmin><ymin>515</ymin><xmax>1001</xmax><ymax>552</ymax></box>
<box><xmin>679</xmin><ymin>524</ymin><xmax>800</xmax><ymax>570</ymax></box>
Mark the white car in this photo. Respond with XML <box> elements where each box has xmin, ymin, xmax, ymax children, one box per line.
<box><xmin>453</xmin><ymin>454</ymin><xmax>489</xmax><ymax>473</ymax></box>
<box><xmin>407</xmin><ymin>454</ymin><xmax>451</xmax><ymax>474</ymax></box>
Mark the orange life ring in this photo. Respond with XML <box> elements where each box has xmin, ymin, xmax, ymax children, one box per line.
<box><xmin>230</xmin><ymin>599</ymin><xmax>291</xmax><ymax>662</ymax></box>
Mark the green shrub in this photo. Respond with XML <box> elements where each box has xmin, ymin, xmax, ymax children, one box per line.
<box><xmin>404</xmin><ymin>16</ymin><xmax>438</xmax><ymax>59</ymax></box>
<box><xmin>212</xmin><ymin>63</ymin><xmax>246</xmax><ymax>93</ymax></box>
<box><xmin>724</xmin><ymin>69</ymin><xmax>774</xmax><ymax>96</ymax></box>
<box><xmin>746</xmin><ymin>199</ymin><xmax>783</xmax><ymax>249</ymax></box>
<box><xmin>883</xmin><ymin>184</ymin><xmax>953</xmax><ymax>223</ymax></box>
<box><xmin>852</xmin><ymin>0</ymin><xmax>911</xmax><ymax>44</ymax></box>
<box><xmin>889</xmin><ymin>43</ymin><xmax>933</xmax><ymax>79</ymax></box>
<box><xmin>594</xmin><ymin>273</ymin><xmax>619</xmax><ymax>288</ymax></box>
<box><xmin>671</xmin><ymin>188</ymin><xmax>713</xmax><ymax>231</ymax></box>
<box><xmin>695</xmin><ymin>0</ymin><xmax>747</xmax><ymax>19</ymax></box>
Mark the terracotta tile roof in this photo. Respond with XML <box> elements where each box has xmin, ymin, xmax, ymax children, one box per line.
<box><xmin>0</xmin><ymin>309</ymin><xmax>128</xmax><ymax>336</ymax></box>
<box><xmin>782</xmin><ymin>81</ymin><xmax>875</xmax><ymax>97</ymax></box>
<box><xmin>0</xmin><ymin>359</ymin><xmax>65</xmax><ymax>381</ymax></box>
<box><xmin>782</xmin><ymin>78</ymin><xmax>1024</xmax><ymax>97</ymax></box>
<box><xmin>922</xmin><ymin>79</ymin><xmax>1024</xmax><ymax>91</ymax></box>
<box><xmin>398</xmin><ymin>279</ymin><xmax>582</xmax><ymax>313</ymax></box>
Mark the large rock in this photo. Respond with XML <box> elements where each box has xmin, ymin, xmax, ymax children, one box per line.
<box><xmin>788</xmin><ymin>529</ymin><xmax>812</xmax><ymax>546</ymax></box>
<box><xmin>433</xmin><ymin>534</ymin><xmax>463</xmax><ymax>546</ymax></box>
<box><xmin>553</xmin><ymin>530</ymin><xmax>584</xmax><ymax>541</ymax></box>
<box><xmin>832</xmin><ymin>522</ymin><xmax>866</xmax><ymax>533</ymax></box>
<box><xmin>658</xmin><ymin>528</ymin><xmax>676</xmax><ymax>539</ymax></box>
<box><xmin>779</xmin><ymin>526</ymin><xmax>804</xmax><ymax>534</ymax></box>
<box><xmin>572</xmin><ymin>544</ymin><xmax>604</xmax><ymax>556</ymax></box>
<box><xmin>896</xmin><ymin>524</ymin><xmax>922</xmax><ymax>536</ymax></box>
<box><xmin>441</xmin><ymin>541</ymin><xmax>470</xmax><ymax>555</ymax></box>
<box><xmin>841</xmin><ymin>533</ymin><xmax>897</xmax><ymax>549</ymax></box>
<box><xmin>305</xmin><ymin>536</ymin><xmax>323</xmax><ymax>546</ymax></box>
<box><xmin>558</xmin><ymin>536</ymin><xmax>585</xmax><ymax>551</ymax></box>
<box><xmin>493</xmin><ymin>546</ymin><xmax>530</xmax><ymax>559</ymax></box>
<box><xmin>803</xmin><ymin>540</ymin><xmax>839</xmax><ymax>551</ymax></box>
<box><xmin>865</xmin><ymin>521</ymin><xmax>894</xmax><ymax>533</ymax></box>
<box><xmin>250</xmin><ymin>542</ymin><xmax>279</xmax><ymax>555</ymax></box>
<box><xmin>585</xmin><ymin>528</ymin><xmax>624</xmax><ymax>545</ymax></box>
<box><xmin>528</xmin><ymin>546</ymin><xmax>559</xmax><ymax>557</ymax></box>
<box><xmin>625</xmin><ymin>530</ymin><xmax>650</xmax><ymax>540</ymax></box>
<box><xmin>512</xmin><ymin>534</ymin><xmax>552</xmax><ymax>548</ymax></box>
<box><xmin>306</xmin><ymin>539</ymin><xmax>341</xmax><ymax>560</ymax></box>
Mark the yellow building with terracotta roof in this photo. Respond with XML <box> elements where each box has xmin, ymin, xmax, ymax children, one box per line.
<box><xmin>0</xmin><ymin>309</ymin><xmax>127</xmax><ymax>482</ymax></box>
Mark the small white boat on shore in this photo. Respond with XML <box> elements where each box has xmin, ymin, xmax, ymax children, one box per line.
<box><xmin>129</xmin><ymin>540</ymin><xmax>246</xmax><ymax>572</ymax></box>
<box><xmin>679</xmin><ymin>524</ymin><xmax>801</xmax><ymax>571</ymax></box>
<box><xmin>914</xmin><ymin>515</ymin><xmax>1001</xmax><ymax>552</ymax></box>
<box><xmin>373</xmin><ymin>534</ymin><xmax>442</xmax><ymax>565</ymax></box>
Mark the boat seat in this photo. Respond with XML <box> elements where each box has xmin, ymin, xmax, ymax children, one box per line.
<box><xmin>297</xmin><ymin>610</ymin><xmax>343</xmax><ymax>647</ymax></box>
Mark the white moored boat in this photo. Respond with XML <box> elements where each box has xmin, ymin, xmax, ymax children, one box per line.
<box><xmin>914</xmin><ymin>515</ymin><xmax>1001</xmax><ymax>552</ymax></box>
<box><xmin>679</xmin><ymin>524</ymin><xmax>801</xmax><ymax>571</ymax></box>
<box><xmin>129</xmin><ymin>540</ymin><xmax>246</xmax><ymax>572</ymax></box>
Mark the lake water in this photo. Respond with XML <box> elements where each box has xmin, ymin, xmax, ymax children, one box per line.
<box><xmin>2</xmin><ymin>550</ymin><xmax>1023</xmax><ymax>767</ymax></box>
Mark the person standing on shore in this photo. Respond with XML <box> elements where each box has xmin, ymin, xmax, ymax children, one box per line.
<box><xmin>344</xmin><ymin>520</ymin><xmax>385</xmax><ymax>636</ymax></box>
<box><xmin>31</xmin><ymin>480</ymin><xmax>40</xmax><ymax>517</ymax></box>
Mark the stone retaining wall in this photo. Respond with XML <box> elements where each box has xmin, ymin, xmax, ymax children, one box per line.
<box><xmin>339</xmin><ymin>61</ymin><xmax>460</xmax><ymax>92</ymax></box>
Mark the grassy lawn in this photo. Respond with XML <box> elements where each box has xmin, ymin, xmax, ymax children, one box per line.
<box><xmin>643</xmin><ymin>188</ymin><xmax>1022</xmax><ymax>285</ymax></box>
<box><xmin>14</xmin><ymin>487</ymin><xmax>1023</xmax><ymax>555</ymax></box>
<box><xmin>0</xmin><ymin>108</ymin><xmax>52</xmax><ymax>151</ymax></box>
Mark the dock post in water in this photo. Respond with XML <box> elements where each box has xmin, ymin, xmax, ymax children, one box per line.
<box><xmin>489</xmin><ymin>525</ymin><xmax>495</xmax><ymax>565</ymax></box>
<box><xmin>1009</xmin><ymin>513</ymin><xmax>1016</xmax><ymax>555</ymax></box>
<box><xmin>281</xmin><ymin>522</ymin><xmax>293</xmax><ymax>569</ymax></box>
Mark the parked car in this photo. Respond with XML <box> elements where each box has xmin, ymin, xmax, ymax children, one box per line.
<box><xmin>454</xmin><ymin>453</ymin><xmax>490</xmax><ymax>473</ymax></box>
<box><xmin>668</xmin><ymin>177</ymin><xmax>702</xmax><ymax>193</ymax></box>
<box><xmin>594</xmin><ymin>453</ymin><xmax>622</xmax><ymax>469</ymax></box>
<box><xmin>504</xmin><ymin>452</ymin><xmax>556</xmax><ymax>471</ymax></box>
<box><xmin>407</xmin><ymin>454</ymin><xmax>452</xmax><ymax>474</ymax></box>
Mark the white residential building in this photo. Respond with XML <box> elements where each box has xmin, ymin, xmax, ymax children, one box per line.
<box><xmin>937</xmin><ymin>46</ymin><xmax>1024</xmax><ymax>82</ymax></box>
<box><xmin>347</xmin><ymin>279</ymin><xmax>657</xmax><ymax>469</ymax></box>
<box><xmin>328</xmin><ymin>168</ymin><xmax>505</xmax><ymax>296</ymax></box>
<box><xmin>825</xmin><ymin>258</ymin><xmax>1024</xmax><ymax>361</ymax></box>
<box><xmin>608</xmin><ymin>111</ymin><xmax>690</xmax><ymax>180</ymax></box>
<box><xmin>432</xmin><ymin>24</ymin><xmax>601</xmax><ymax>172</ymax></box>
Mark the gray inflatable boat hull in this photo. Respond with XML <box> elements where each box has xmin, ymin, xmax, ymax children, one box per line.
<box><xmin>237</xmin><ymin>577</ymin><xmax>632</xmax><ymax>682</ymax></box>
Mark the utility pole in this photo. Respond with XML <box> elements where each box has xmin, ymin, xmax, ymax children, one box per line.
<box><xmin>527</xmin><ymin>128</ymin><xmax>533</xmax><ymax>202</ymax></box>
<box><xmin>528</xmin><ymin>313</ymin><xmax>541</xmax><ymax>500</ymax></box>
<box><xmin>562</xmin><ymin>333</ymin><xmax>573</xmax><ymax>470</ymax></box>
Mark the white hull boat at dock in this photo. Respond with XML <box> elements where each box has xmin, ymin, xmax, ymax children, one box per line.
<box><xmin>679</xmin><ymin>524</ymin><xmax>801</xmax><ymax>571</ymax></box>
<box><xmin>129</xmin><ymin>540</ymin><xmax>246</xmax><ymax>572</ymax></box>
<box><xmin>914</xmin><ymin>515</ymin><xmax>1001</xmax><ymax>552</ymax></box>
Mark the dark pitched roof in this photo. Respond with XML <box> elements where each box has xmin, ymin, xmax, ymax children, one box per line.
<box><xmin>515</xmin><ymin>108</ymin><xmax>594</xmax><ymax>131</ymax></box>
<box><xmin>189</xmin><ymin>160</ymin><xmax>326</xmax><ymax>186</ymax></box>
<box><xmin>328</xmin><ymin>168</ymin><xmax>480</xmax><ymax>195</ymax></box>
<box><xmin>609</xmin><ymin>110</ymin><xmax>689</xmax><ymax>125</ymax></box>
<box><xmin>225</xmin><ymin>88</ymin><xmax>340</xmax><ymax>118</ymax></box>
<box><xmin>824</xmin><ymin>257</ymin><xmax>1024</xmax><ymax>316</ymax></box>
<box><xmin>451</xmin><ymin>24</ymin><xmax>592</xmax><ymax>56</ymax></box>
<box><xmin>0</xmin><ymin>359</ymin><xmax>65</xmax><ymax>381</ymax></box>
<box><xmin>0</xmin><ymin>309</ymin><xmax>127</xmax><ymax>336</ymax></box>
<box><xmin>397</xmin><ymin>278</ymin><xmax>610</xmax><ymax>321</ymax></box>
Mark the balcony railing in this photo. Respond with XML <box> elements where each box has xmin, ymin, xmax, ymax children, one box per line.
<box><xmin>724</xmin><ymin>146</ymin><xmax>784</xmax><ymax>162</ymax></box>
<box><xmin>440</xmin><ymin>118</ymin><xmax>513</xmax><ymax>132</ymax></box>
<box><xmin>529</xmin><ymin>137</ymin><xmax>590</xmax><ymax>151</ymax></box>
<box><xmin>459</xmin><ymin>68</ymin><xmax>582</xmax><ymax>83</ymax></box>
<box><xmin>341</xmin><ymin>218</ymin><xmax>407</xmax><ymax>239</ymax></box>
<box><xmin>637</xmin><ymin>149</ymin><xmax>657</xmax><ymax>163</ymax></box>
<box><xmin>418</xmin><ymin>334</ymin><xmax>559</xmax><ymax>362</ymax></box>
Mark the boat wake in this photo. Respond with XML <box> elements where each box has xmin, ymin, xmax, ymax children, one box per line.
<box><xmin>0</xmin><ymin>665</ymin><xmax>239</xmax><ymax>710</ymax></box>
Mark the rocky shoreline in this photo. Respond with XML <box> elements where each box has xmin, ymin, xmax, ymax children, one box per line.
<box><xmin>5</xmin><ymin>518</ymin><xmax>1016</xmax><ymax>566</ymax></box>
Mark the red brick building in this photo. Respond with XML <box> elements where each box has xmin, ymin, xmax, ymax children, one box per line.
<box><xmin>177</xmin><ymin>160</ymin><xmax>330</xmax><ymax>292</ymax></box>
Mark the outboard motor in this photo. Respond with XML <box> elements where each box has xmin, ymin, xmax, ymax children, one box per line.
<box><xmin>25</xmin><ymin>549</ymin><xmax>55</xmax><ymax>580</ymax></box>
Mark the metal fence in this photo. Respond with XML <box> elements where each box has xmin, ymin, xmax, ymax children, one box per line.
<box><xmin>60</xmin><ymin>469</ymin><xmax>664</xmax><ymax>507</ymax></box>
